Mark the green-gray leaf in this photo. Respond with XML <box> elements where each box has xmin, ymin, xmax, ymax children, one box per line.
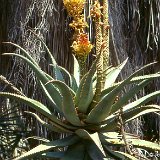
<box><xmin>75</xmin><ymin>129</ymin><xmax>106</xmax><ymax>156</ymax></box>
<box><xmin>62</xmin><ymin>143</ymin><xmax>85</xmax><ymax>160</ymax></box>
<box><xmin>75</xmin><ymin>58</ymin><xmax>97</xmax><ymax>113</ymax></box>
<box><xmin>15</xmin><ymin>135</ymin><xmax>79</xmax><ymax>160</ymax></box>
<box><xmin>73</xmin><ymin>54</ymin><xmax>80</xmax><ymax>86</ymax></box>
<box><xmin>86</xmin><ymin>62</ymin><xmax>158</xmax><ymax>123</ymax></box>
<box><xmin>104</xmin><ymin>58</ymin><xmax>128</xmax><ymax>89</ymax></box>
<box><xmin>3</xmin><ymin>53</ymin><xmax>63</xmax><ymax>113</ymax></box>
<box><xmin>0</xmin><ymin>92</ymin><xmax>75</xmax><ymax>131</ymax></box>
<box><xmin>111</xmin><ymin>80</ymin><xmax>150</xmax><ymax>114</ymax></box>
<box><xmin>47</xmin><ymin>80</ymin><xmax>82</xmax><ymax>126</ymax></box>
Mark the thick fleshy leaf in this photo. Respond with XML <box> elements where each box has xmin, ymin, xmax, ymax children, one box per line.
<box><xmin>0</xmin><ymin>92</ymin><xmax>75</xmax><ymax>131</ymax></box>
<box><xmin>104</xmin><ymin>58</ymin><xmax>128</xmax><ymax>89</ymax></box>
<box><xmin>71</xmin><ymin>75</ymin><xmax>78</xmax><ymax>92</ymax></box>
<box><xmin>123</xmin><ymin>105</ymin><xmax>160</xmax><ymax>122</ymax></box>
<box><xmin>106</xmin><ymin>138</ymin><xmax>160</xmax><ymax>152</ymax></box>
<box><xmin>75</xmin><ymin>59</ymin><xmax>97</xmax><ymax>113</ymax></box>
<box><xmin>0</xmin><ymin>92</ymin><xmax>51</xmax><ymax>114</ymax></box>
<box><xmin>101</xmin><ymin>85</ymin><xmax>116</xmax><ymax>98</ymax></box>
<box><xmin>86</xmin><ymin>62</ymin><xmax>157</xmax><ymax>123</ymax></box>
<box><xmin>100</xmin><ymin>105</ymin><xmax>160</xmax><ymax>132</ymax></box>
<box><xmin>49</xmin><ymin>64</ymin><xmax>64</xmax><ymax>81</ymax></box>
<box><xmin>75</xmin><ymin>129</ymin><xmax>105</xmax><ymax>156</ymax></box>
<box><xmin>46</xmin><ymin>80</ymin><xmax>75</xmax><ymax>96</ymax></box>
<box><xmin>15</xmin><ymin>135</ymin><xmax>79</xmax><ymax>160</ymax></box>
<box><xmin>131</xmin><ymin>73</ymin><xmax>160</xmax><ymax>81</ymax></box>
<box><xmin>101</xmin><ymin>73</ymin><xmax>160</xmax><ymax>98</ymax></box>
<box><xmin>39</xmin><ymin>81</ymin><xmax>58</xmax><ymax>109</ymax></box>
<box><xmin>3</xmin><ymin>53</ymin><xmax>63</xmax><ymax>113</ymax></box>
<box><xmin>59</xmin><ymin>66</ymin><xmax>73</xmax><ymax>86</ymax></box>
<box><xmin>103</xmin><ymin>66</ymin><xmax>115</xmax><ymax>76</ymax></box>
<box><xmin>46</xmin><ymin>80</ymin><xmax>82</xmax><ymax>126</ymax></box>
<box><xmin>25</xmin><ymin>111</ymin><xmax>72</xmax><ymax>133</ymax></box>
<box><xmin>75</xmin><ymin>74</ymin><xmax>87</xmax><ymax>104</ymax></box>
<box><xmin>100</xmin><ymin>132</ymin><xmax>160</xmax><ymax>152</ymax></box>
<box><xmin>100</xmin><ymin>132</ymin><xmax>140</xmax><ymax>140</ymax></box>
<box><xmin>123</xmin><ymin>90</ymin><xmax>160</xmax><ymax>112</ymax></box>
<box><xmin>3</xmin><ymin>42</ymin><xmax>38</xmax><ymax>66</ymax></box>
<box><xmin>28</xmin><ymin>30</ymin><xmax>65</xmax><ymax>81</ymax></box>
<box><xmin>111</xmin><ymin>80</ymin><xmax>150</xmax><ymax>114</ymax></box>
<box><xmin>62</xmin><ymin>143</ymin><xmax>85</xmax><ymax>160</ymax></box>
<box><xmin>54</xmin><ymin>65</ymin><xmax>64</xmax><ymax>81</ymax></box>
<box><xmin>44</xmin><ymin>71</ymin><xmax>55</xmax><ymax>80</ymax></box>
<box><xmin>73</xmin><ymin>54</ymin><xmax>80</xmax><ymax>86</ymax></box>
<box><xmin>84</xmin><ymin>140</ymin><xmax>105</xmax><ymax>160</ymax></box>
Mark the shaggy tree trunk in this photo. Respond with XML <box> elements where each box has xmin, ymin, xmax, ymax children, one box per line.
<box><xmin>0</xmin><ymin>0</ymin><xmax>11</xmax><ymax>76</ymax></box>
<box><xmin>109</xmin><ymin>0</ymin><xmax>160</xmax><ymax>141</ymax></box>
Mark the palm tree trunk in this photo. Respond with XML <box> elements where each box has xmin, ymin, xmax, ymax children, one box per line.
<box><xmin>109</xmin><ymin>0</ymin><xmax>160</xmax><ymax>141</ymax></box>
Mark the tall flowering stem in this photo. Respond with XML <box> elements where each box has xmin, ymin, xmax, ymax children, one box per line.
<box><xmin>89</xmin><ymin>0</ymin><xmax>110</xmax><ymax>109</ymax></box>
<box><xmin>102</xmin><ymin>0</ymin><xmax>110</xmax><ymax>70</ymax></box>
<box><xmin>63</xmin><ymin>0</ymin><xmax>85</xmax><ymax>20</ymax></box>
<box><xmin>63</xmin><ymin>0</ymin><xmax>110</xmax><ymax>93</ymax></box>
<box><xmin>102</xmin><ymin>0</ymin><xmax>110</xmax><ymax>90</ymax></box>
<box><xmin>90</xmin><ymin>0</ymin><xmax>104</xmax><ymax>108</ymax></box>
<box><xmin>63</xmin><ymin>0</ymin><xmax>93</xmax><ymax>77</ymax></box>
<box><xmin>72</xmin><ymin>33</ymin><xmax>93</xmax><ymax>78</ymax></box>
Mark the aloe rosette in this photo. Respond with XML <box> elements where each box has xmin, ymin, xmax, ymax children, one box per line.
<box><xmin>1</xmin><ymin>41</ymin><xmax>160</xmax><ymax>160</ymax></box>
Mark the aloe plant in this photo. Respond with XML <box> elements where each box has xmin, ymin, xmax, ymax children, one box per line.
<box><xmin>0</xmin><ymin>41</ymin><xmax>160</xmax><ymax>160</ymax></box>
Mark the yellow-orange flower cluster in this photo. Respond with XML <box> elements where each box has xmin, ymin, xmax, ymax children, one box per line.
<box><xmin>63</xmin><ymin>0</ymin><xmax>93</xmax><ymax>57</ymax></box>
<box><xmin>90</xmin><ymin>0</ymin><xmax>102</xmax><ymax>19</ymax></box>
<box><xmin>69</xmin><ymin>18</ymin><xmax>88</xmax><ymax>32</ymax></box>
<box><xmin>72</xmin><ymin>33</ymin><xmax>93</xmax><ymax>56</ymax></box>
<box><xmin>63</xmin><ymin>0</ymin><xmax>85</xmax><ymax>19</ymax></box>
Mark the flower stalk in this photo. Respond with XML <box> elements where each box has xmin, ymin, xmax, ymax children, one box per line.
<box><xmin>63</xmin><ymin>0</ymin><xmax>93</xmax><ymax>77</ymax></box>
